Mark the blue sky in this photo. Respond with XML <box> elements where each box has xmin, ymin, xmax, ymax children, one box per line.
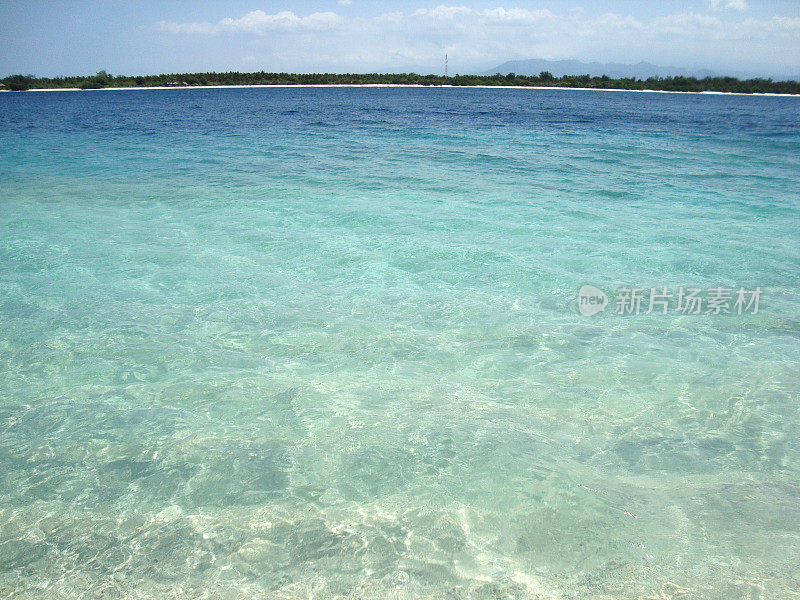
<box><xmin>1</xmin><ymin>1</ymin><xmax>798</xmax><ymax>78</ymax></box>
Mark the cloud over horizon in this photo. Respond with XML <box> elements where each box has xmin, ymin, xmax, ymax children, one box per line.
<box><xmin>2</xmin><ymin>1</ymin><xmax>798</xmax><ymax>79</ymax></box>
<box><xmin>151</xmin><ymin>5</ymin><xmax>800</xmax><ymax>78</ymax></box>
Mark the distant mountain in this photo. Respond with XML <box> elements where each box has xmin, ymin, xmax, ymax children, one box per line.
<box><xmin>480</xmin><ymin>59</ymin><xmax>722</xmax><ymax>79</ymax></box>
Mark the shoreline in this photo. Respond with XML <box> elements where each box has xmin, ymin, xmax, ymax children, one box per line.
<box><xmin>2</xmin><ymin>83</ymin><xmax>799</xmax><ymax>97</ymax></box>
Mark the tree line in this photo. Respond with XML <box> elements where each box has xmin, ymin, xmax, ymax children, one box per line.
<box><xmin>3</xmin><ymin>70</ymin><xmax>799</xmax><ymax>94</ymax></box>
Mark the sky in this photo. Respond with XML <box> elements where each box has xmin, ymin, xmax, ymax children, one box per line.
<box><xmin>1</xmin><ymin>1</ymin><xmax>799</xmax><ymax>79</ymax></box>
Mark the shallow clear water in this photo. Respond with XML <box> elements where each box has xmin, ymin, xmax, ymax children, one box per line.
<box><xmin>0</xmin><ymin>87</ymin><xmax>799</xmax><ymax>599</ymax></box>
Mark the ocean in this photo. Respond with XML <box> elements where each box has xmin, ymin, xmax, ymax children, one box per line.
<box><xmin>0</xmin><ymin>86</ymin><xmax>799</xmax><ymax>599</ymax></box>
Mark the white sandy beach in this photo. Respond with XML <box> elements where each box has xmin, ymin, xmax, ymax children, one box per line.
<box><xmin>2</xmin><ymin>83</ymin><xmax>798</xmax><ymax>97</ymax></box>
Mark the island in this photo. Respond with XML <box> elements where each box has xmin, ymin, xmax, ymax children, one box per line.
<box><xmin>3</xmin><ymin>70</ymin><xmax>800</xmax><ymax>95</ymax></box>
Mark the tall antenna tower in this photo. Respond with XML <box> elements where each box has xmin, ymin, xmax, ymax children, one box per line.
<box><xmin>445</xmin><ymin>53</ymin><xmax>449</xmax><ymax>78</ymax></box>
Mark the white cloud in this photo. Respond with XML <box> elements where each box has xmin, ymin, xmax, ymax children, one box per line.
<box><xmin>338</xmin><ymin>0</ymin><xmax>352</xmax><ymax>5</ymax></box>
<box><xmin>651</xmin><ymin>12</ymin><xmax>722</xmax><ymax>35</ymax></box>
<box><xmin>412</xmin><ymin>6</ymin><xmax>472</xmax><ymax>19</ymax></box>
<box><xmin>299</xmin><ymin>12</ymin><xmax>343</xmax><ymax>30</ymax></box>
<box><xmin>480</xmin><ymin>8</ymin><xmax>554</xmax><ymax>24</ymax></box>
<box><xmin>410</xmin><ymin>6</ymin><xmax>552</xmax><ymax>23</ymax></box>
<box><xmin>710</xmin><ymin>0</ymin><xmax>748</xmax><ymax>11</ymax></box>
<box><xmin>594</xmin><ymin>13</ymin><xmax>642</xmax><ymax>29</ymax></box>
<box><xmin>158</xmin><ymin>10</ymin><xmax>342</xmax><ymax>35</ymax></box>
<box><xmin>153</xmin><ymin>6</ymin><xmax>799</xmax><ymax>77</ymax></box>
<box><xmin>219</xmin><ymin>11</ymin><xmax>300</xmax><ymax>32</ymax></box>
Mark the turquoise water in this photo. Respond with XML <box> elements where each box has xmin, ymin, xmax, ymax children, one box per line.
<box><xmin>0</xmin><ymin>87</ymin><xmax>799</xmax><ymax>599</ymax></box>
